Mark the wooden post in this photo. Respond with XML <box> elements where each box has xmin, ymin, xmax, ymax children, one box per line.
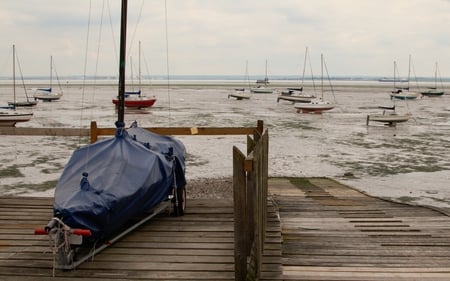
<box><xmin>90</xmin><ymin>121</ymin><xmax>98</xmax><ymax>143</ymax></box>
<box><xmin>233</xmin><ymin>146</ymin><xmax>247</xmax><ymax>280</ymax></box>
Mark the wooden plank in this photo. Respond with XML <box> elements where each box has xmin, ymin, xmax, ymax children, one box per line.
<box><xmin>269</xmin><ymin>177</ymin><xmax>450</xmax><ymax>281</ymax></box>
<box><xmin>0</xmin><ymin>194</ymin><xmax>282</xmax><ymax>280</ymax></box>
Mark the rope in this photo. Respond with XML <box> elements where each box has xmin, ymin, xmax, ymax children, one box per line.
<box><xmin>13</xmin><ymin>49</ymin><xmax>30</xmax><ymax>101</ymax></box>
<box><xmin>165</xmin><ymin>0</ymin><xmax>172</xmax><ymax>126</ymax></box>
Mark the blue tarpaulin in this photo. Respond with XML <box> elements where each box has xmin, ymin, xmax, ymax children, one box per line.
<box><xmin>53</xmin><ymin>123</ymin><xmax>186</xmax><ymax>242</ymax></box>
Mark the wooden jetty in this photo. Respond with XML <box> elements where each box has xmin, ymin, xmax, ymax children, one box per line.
<box><xmin>0</xmin><ymin>196</ymin><xmax>281</xmax><ymax>281</ymax></box>
<box><xmin>270</xmin><ymin>177</ymin><xmax>450</xmax><ymax>281</ymax></box>
<box><xmin>1</xmin><ymin>177</ymin><xmax>450</xmax><ymax>280</ymax></box>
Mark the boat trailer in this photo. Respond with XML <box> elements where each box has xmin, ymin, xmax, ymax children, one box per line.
<box><xmin>34</xmin><ymin>191</ymin><xmax>184</xmax><ymax>273</ymax></box>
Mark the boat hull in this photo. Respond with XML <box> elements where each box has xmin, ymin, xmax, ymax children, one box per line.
<box><xmin>421</xmin><ymin>90</ymin><xmax>444</xmax><ymax>97</ymax></box>
<box><xmin>277</xmin><ymin>95</ymin><xmax>314</xmax><ymax>103</ymax></box>
<box><xmin>0</xmin><ymin>111</ymin><xmax>33</xmax><ymax>126</ymax></box>
<box><xmin>295</xmin><ymin>100</ymin><xmax>335</xmax><ymax>114</ymax></box>
<box><xmin>389</xmin><ymin>92</ymin><xmax>420</xmax><ymax>100</ymax></box>
<box><xmin>228</xmin><ymin>92</ymin><xmax>250</xmax><ymax>100</ymax></box>
<box><xmin>367</xmin><ymin>113</ymin><xmax>410</xmax><ymax>125</ymax></box>
<box><xmin>250</xmin><ymin>87</ymin><xmax>273</xmax><ymax>94</ymax></box>
<box><xmin>34</xmin><ymin>91</ymin><xmax>63</xmax><ymax>101</ymax></box>
<box><xmin>112</xmin><ymin>97</ymin><xmax>157</xmax><ymax>108</ymax></box>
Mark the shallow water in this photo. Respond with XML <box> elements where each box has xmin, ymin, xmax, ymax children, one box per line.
<box><xmin>1</xmin><ymin>81</ymin><xmax>450</xmax><ymax>210</ymax></box>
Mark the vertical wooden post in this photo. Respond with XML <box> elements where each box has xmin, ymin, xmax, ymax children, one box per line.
<box><xmin>233</xmin><ymin>146</ymin><xmax>247</xmax><ymax>280</ymax></box>
<box><xmin>90</xmin><ymin>121</ymin><xmax>98</xmax><ymax>144</ymax></box>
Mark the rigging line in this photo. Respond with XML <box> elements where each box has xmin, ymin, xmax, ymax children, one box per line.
<box><xmin>51</xmin><ymin>57</ymin><xmax>63</xmax><ymax>92</ymax></box>
<box><xmin>301</xmin><ymin>46</ymin><xmax>308</xmax><ymax>87</ymax></box>
<box><xmin>165</xmin><ymin>0</ymin><xmax>172</xmax><ymax>126</ymax></box>
<box><xmin>141</xmin><ymin>48</ymin><xmax>153</xmax><ymax>88</ymax></box>
<box><xmin>78</xmin><ymin>0</ymin><xmax>94</xmax><ymax>175</ymax></box>
<box><xmin>127</xmin><ymin>0</ymin><xmax>145</xmax><ymax>58</ymax></box>
<box><xmin>106</xmin><ymin>0</ymin><xmax>119</xmax><ymax>70</ymax></box>
<box><xmin>14</xmin><ymin>49</ymin><xmax>29</xmax><ymax>99</ymax></box>
<box><xmin>307</xmin><ymin>49</ymin><xmax>316</xmax><ymax>95</ymax></box>
<box><xmin>89</xmin><ymin>0</ymin><xmax>106</xmax><ymax>126</ymax></box>
<box><xmin>323</xmin><ymin>57</ymin><xmax>337</xmax><ymax>104</ymax></box>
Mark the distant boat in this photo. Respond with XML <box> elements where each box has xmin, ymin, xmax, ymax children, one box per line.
<box><xmin>0</xmin><ymin>108</ymin><xmax>34</xmax><ymax>127</ymax></box>
<box><xmin>421</xmin><ymin>62</ymin><xmax>445</xmax><ymax>97</ymax></box>
<box><xmin>250</xmin><ymin>60</ymin><xmax>273</xmax><ymax>94</ymax></box>
<box><xmin>278</xmin><ymin>47</ymin><xmax>316</xmax><ymax>104</ymax></box>
<box><xmin>389</xmin><ymin>57</ymin><xmax>420</xmax><ymax>100</ymax></box>
<box><xmin>229</xmin><ymin>61</ymin><xmax>251</xmax><ymax>100</ymax></box>
<box><xmin>366</xmin><ymin>105</ymin><xmax>410</xmax><ymax>126</ymax></box>
<box><xmin>1</xmin><ymin>45</ymin><xmax>33</xmax><ymax>126</ymax></box>
<box><xmin>295</xmin><ymin>54</ymin><xmax>336</xmax><ymax>114</ymax></box>
<box><xmin>277</xmin><ymin>89</ymin><xmax>315</xmax><ymax>103</ymax></box>
<box><xmin>33</xmin><ymin>56</ymin><xmax>63</xmax><ymax>101</ymax></box>
<box><xmin>112</xmin><ymin>41</ymin><xmax>156</xmax><ymax>108</ymax></box>
<box><xmin>378</xmin><ymin>77</ymin><xmax>409</xmax><ymax>83</ymax></box>
<box><xmin>7</xmin><ymin>45</ymin><xmax>38</xmax><ymax>107</ymax></box>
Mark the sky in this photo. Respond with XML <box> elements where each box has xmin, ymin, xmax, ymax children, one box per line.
<box><xmin>1</xmin><ymin>0</ymin><xmax>450</xmax><ymax>78</ymax></box>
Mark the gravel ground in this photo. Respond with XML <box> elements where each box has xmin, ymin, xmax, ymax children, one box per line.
<box><xmin>186</xmin><ymin>176</ymin><xmax>233</xmax><ymax>199</ymax></box>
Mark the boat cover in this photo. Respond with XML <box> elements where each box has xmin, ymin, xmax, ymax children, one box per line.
<box><xmin>53</xmin><ymin>122</ymin><xmax>186</xmax><ymax>242</ymax></box>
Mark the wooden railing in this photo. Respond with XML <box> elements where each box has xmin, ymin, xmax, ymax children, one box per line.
<box><xmin>0</xmin><ymin>120</ymin><xmax>264</xmax><ymax>143</ymax></box>
<box><xmin>233</xmin><ymin>126</ymin><xmax>269</xmax><ymax>281</ymax></box>
<box><xmin>89</xmin><ymin>120</ymin><xmax>264</xmax><ymax>143</ymax></box>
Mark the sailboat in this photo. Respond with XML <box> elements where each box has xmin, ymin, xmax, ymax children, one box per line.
<box><xmin>294</xmin><ymin>54</ymin><xmax>336</xmax><ymax>114</ymax></box>
<box><xmin>389</xmin><ymin>56</ymin><xmax>420</xmax><ymax>100</ymax></box>
<box><xmin>0</xmin><ymin>45</ymin><xmax>33</xmax><ymax>127</ymax></box>
<box><xmin>366</xmin><ymin>105</ymin><xmax>411</xmax><ymax>126</ymax></box>
<box><xmin>33</xmin><ymin>56</ymin><xmax>63</xmax><ymax>101</ymax></box>
<box><xmin>250</xmin><ymin>59</ymin><xmax>273</xmax><ymax>94</ymax></box>
<box><xmin>7</xmin><ymin>46</ymin><xmax>38</xmax><ymax>107</ymax></box>
<box><xmin>112</xmin><ymin>41</ymin><xmax>157</xmax><ymax>108</ymax></box>
<box><xmin>277</xmin><ymin>47</ymin><xmax>316</xmax><ymax>104</ymax></box>
<box><xmin>35</xmin><ymin>0</ymin><xmax>186</xmax><ymax>270</ymax></box>
<box><xmin>421</xmin><ymin>62</ymin><xmax>445</xmax><ymax>97</ymax></box>
<box><xmin>228</xmin><ymin>60</ymin><xmax>251</xmax><ymax>100</ymax></box>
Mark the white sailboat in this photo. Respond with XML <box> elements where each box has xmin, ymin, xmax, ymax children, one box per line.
<box><xmin>278</xmin><ymin>47</ymin><xmax>316</xmax><ymax>104</ymax></box>
<box><xmin>250</xmin><ymin>60</ymin><xmax>273</xmax><ymax>94</ymax></box>
<box><xmin>0</xmin><ymin>45</ymin><xmax>33</xmax><ymax>127</ymax></box>
<box><xmin>229</xmin><ymin>61</ymin><xmax>251</xmax><ymax>100</ymax></box>
<box><xmin>33</xmin><ymin>56</ymin><xmax>63</xmax><ymax>101</ymax></box>
<box><xmin>294</xmin><ymin>54</ymin><xmax>336</xmax><ymax>114</ymax></box>
<box><xmin>389</xmin><ymin>56</ymin><xmax>420</xmax><ymax>100</ymax></box>
<box><xmin>366</xmin><ymin>105</ymin><xmax>411</xmax><ymax>126</ymax></box>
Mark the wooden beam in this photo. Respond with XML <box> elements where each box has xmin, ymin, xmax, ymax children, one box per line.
<box><xmin>0</xmin><ymin>127</ymin><xmax>90</xmax><ymax>137</ymax></box>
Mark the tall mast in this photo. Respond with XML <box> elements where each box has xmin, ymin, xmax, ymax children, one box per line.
<box><xmin>117</xmin><ymin>0</ymin><xmax>128</xmax><ymax>124</ymax></box>
<box><xmin>138</xmin><ymin>40</ymin><xmax>141</xmax><ymax>91</ymax></box>
<box><xmin>50</xmin><ymin>56</ymin><xmax>53</xmax><ymax>90</ymax></box>
<box><xmin>321</xmin><ymin>53</ymin><xmax>324</xmax><ymax>99</ymax></box>
<box><xmin>13</xmin><ymin>44</ymin><xmax>16</xmax><ymax>108</ymax></box>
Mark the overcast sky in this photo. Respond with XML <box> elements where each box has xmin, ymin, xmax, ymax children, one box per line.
<box><xmin>1</xmin><ymin>0</ymin><xmax>450</xmax><ymax>78</ymax></box>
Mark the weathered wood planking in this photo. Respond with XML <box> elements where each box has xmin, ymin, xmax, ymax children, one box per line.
<box><xmin>270</xmin><ymin>177</ymin><xmax>450</xmax><ymax>281</ymax></box>
<box><xmin>0</xmin><ymin>196</ymin><xmax>282</xmax><ymax>281</ymax></box>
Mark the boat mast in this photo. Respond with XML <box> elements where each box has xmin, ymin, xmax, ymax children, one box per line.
<box><xmin>50</xmin><ymin>56</ymin><xmax>52</xmax><ymax>90</ymax></box>
<box><xmin>320</xmin><ymin>53</ymin><xmax>324</xmax><ymax>99</ymax></box>
<box><xmin>117</xmin><ymin>0</ymin><xmax>127</xmax><ymax>124</ymax></box>
<box><xmin>13</xmin><ymin>44</ymin><xmax>16</xmax><ymax>109</ymax></box>
<box><xmin>138</xmin><ymin>40</ymin><xmax>141</xmax><ymax>92</ymax></box>
<box><xmin>393</xmin><ymin>61</ymin><xmax>396</xmax><ymax>90</ymax></box>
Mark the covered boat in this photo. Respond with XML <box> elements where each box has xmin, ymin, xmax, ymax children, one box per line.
<box><xmin>53</xmin><ymin>121</ymin><xmax>186</xmax><ymax>242</ymax></box>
